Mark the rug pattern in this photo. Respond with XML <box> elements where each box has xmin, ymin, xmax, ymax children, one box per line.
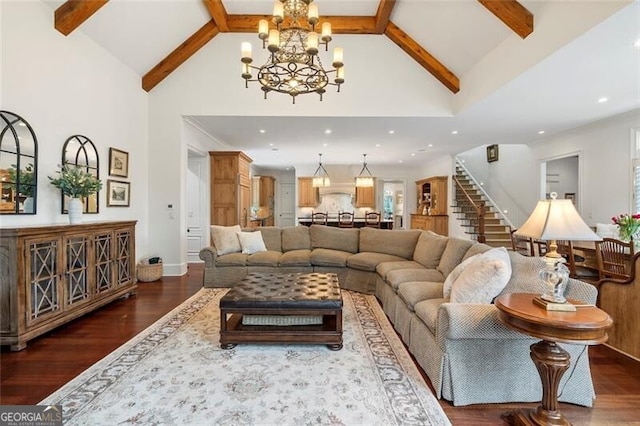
<box><xmin>41</xmin><ymin>289</ymin><xmax>450</xmax><ymax>425</ymax></box>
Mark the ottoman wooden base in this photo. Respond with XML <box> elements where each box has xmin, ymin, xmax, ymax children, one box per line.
<box><xmin>219</xmin><ymin>272</ymin><xmax>343</xmax><ymax>350</ymax></box>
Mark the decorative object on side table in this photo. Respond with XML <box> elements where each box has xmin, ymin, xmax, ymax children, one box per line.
<box><xmin>611</xmin><ymin>213</ymin><xmax>640</xmax><ymax>242</ymax></box>
<box><xmin>48</xmin><ymin>165</ymin><xmax>102</xmax><ymax>224</ymax></box>
<box><xmin>515</xmin><ymin>192</ymin><xmax>601</xmax><ymax>304</ymax></box>
<box><xmin>106</xmin><ymin>179</ymin><xmax>130</xmax><ymax>207</ymax></box>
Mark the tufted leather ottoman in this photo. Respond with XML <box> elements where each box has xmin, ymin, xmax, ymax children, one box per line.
<box><xmin>219</xmin><ymin>272</ymin><xmax>343</xmax><ymax>350</ymax></box>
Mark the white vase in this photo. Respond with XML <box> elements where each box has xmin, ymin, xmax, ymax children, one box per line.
<box><xmin>23</xmin><ymin>197</ymin><xmax>34</xmax><ymax>213</ymax></box>
<box><xmin>68</xmin><ymin>198</ymin><xmax>83</xmax><ymax>224</ymax></box>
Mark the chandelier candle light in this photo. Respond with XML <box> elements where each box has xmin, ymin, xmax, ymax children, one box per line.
<box><xmin>355</xmin><ymin>154</ymin><xmax>374</xmax><ymax>188</ymax></box>
<box><xmin>516</xmin><ymin>192</ymin><xmax>601</xmax><ymax>304</ymax></box>
<box><xmin>241</xmin><ymin>0</ymin><xmax>345</xmax><ymax>103</ymax></box>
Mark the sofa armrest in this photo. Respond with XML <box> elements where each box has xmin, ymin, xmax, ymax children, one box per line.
<box><xmin>199</xmin><ymin>246</ymin><xmax>218</xmax><ymax>267</ymax></box>
<box><xmin>437</xmin><ymin>303</ymin><xmax>531</xmax><ymax>341</ymax></box>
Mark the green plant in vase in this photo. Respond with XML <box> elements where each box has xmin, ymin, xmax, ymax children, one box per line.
<box><xmin>48</xmin><ymin>165</ymin><xmax>102</xmax><ymax>224</ymax></box>
<box><xmin>611</xmin><ymin>213</ymin><xmax>640</xmax><ymax>242</ymax></box>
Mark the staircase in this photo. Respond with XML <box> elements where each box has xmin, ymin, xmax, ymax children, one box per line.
<box><xmin>452</xmin><ymin>165</ymin><xmax>512</xmax><ymax>249</ymax></box>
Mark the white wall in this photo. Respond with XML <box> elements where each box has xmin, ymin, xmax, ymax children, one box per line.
<box><xmin>1</xmin><ymin>1</ymin><xmax>149</xmax><ymax>258</ymax></box>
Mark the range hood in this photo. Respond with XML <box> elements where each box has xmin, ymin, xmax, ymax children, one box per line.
<box><xmin>318</xmin><ymin>182</ymin><xmax>355</xmax><ymax>196</ymax></box>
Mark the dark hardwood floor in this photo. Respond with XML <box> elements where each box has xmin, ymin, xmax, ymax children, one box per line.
<box><xmin>2</xmin><ymin>263</ymin><xmax>639</xmax><ymax>425</ymax></box>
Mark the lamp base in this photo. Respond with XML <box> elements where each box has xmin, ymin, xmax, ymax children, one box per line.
<box><xmin>539</xmin><ymin>256</ymin><xmax>570</xmax><ymax>304</ymax></box>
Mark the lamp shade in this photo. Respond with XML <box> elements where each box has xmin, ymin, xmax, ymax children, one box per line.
<box><xmin>515</xmin><ymin>194</ymin><xmax>600</xmax><ymax>241</ymax></box>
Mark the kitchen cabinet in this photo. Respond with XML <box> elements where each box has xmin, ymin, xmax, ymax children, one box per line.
<box><xmin>209</xmin><ymin>151</ymin><xmax>252</xmax><ymax>227</ymax></box>
<box><xmin>0</xmin><ymin>221</ymin><xmax>137</xmax><ymax>351</ymax></box>
<box><xmin>411</xmin><ymin>176</ymin><xmax>448</xmax><ymax>235</ymax></box>
<box><xmin>259</xmin><ymin>176</ymin><xmax>275</xmax><ymax>207</ymax></box>
<box><xmin>355</xmin><ymin>181</ymin><xmax>376</xmax><ymax>208</ymax></box>
<box><xmin>298</xmin><ymin>177</ymin><xmax>319</xmax><ymax>207</ymax></box>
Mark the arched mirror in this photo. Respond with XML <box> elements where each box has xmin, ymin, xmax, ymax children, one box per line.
<box><xmin>61</xmin><ymin>135</ymin><xmax>100</xmax><ymax>214</ymax></box>
<box><xmin>0</xmin><ymin>110</ymin><xmax>38</xmax><ymax>215</ymax></box>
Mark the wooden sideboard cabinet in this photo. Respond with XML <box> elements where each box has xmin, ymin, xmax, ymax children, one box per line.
<box><xmin>210</xmin><ymin>151</ymin><xmax>252</xmax><ymax>227</ymax></box>
<box><xmin>0</xmin><ymin>221</ymin><xmax>137</xmax><ymax>351</ymax></box>
<box><xmin>298</xmin><ymin>177</ymin><xmax>319</xmax><ymax>207</ymax></box>
<box><xmin>410</xmin><ymin>214</ymin><xmax>449</xmax><ymax>236</ymax></box>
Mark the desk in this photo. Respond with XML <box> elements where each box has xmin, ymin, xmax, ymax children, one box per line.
<box><xmin>495</xmin><ymin>293</ymin><xmax>612</xmax><ymax>426</ymax></box>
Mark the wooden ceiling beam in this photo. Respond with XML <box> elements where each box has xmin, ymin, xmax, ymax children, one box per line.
<box><xmin>478</xmin><ymin>0</ymin><xmax>533</xmax><ymax>39</ymax></box>
<box><xmin>226</xmin><ymin>15</ymin><xmax>376</xmax><ymax>34</ymax></box>
<box><xmin>202</xmin><ymin>0</ymin><xmax>229</xmax><ymax>32</ymax></box>
<box><xmin>142</xmin><ymin>20</ymin><xmax>220</xmax><ymax>92</ymax></box>
<box><xmin>374</xmin><ymin>0</ymin><xmax>396</xmax><ymax>34</ymax></box>
<box><xmin>55</xmin><ymin>0</ymin><xmax>109</xmax><ymax>36</ymax></box>
<box><xmin>384</xmin><ymin>21</ymin><xmax>459</xmax><ymax>94</ymax></box>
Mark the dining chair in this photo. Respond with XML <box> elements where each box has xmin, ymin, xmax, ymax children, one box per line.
<box><xmin>311</xmin><ymin>211</ymin><xmax>328</xmax><ymax>226</ymax></box>
<box><xmin>338</xmin><ymin>211</ymin><xmax>354</xmax><ymax>228</ymax></box>
<box><xmin>596</xmin><ymin>238</ymin><xmax>634</xmax><ymax>280</ymax></box>
<box><xmin>556</xmin><ymin>240</ymin><xmax>599</xmax><ymax>282</ymax></box>
<box><xmin>510</xmin><ymin>228</ymin><xmax>535</xmax><ymax>256</ymax></box>
<box><xmin>364</xmin><ymin>211</ymin><xmax>381</xmax><ymax>228</ymax></box>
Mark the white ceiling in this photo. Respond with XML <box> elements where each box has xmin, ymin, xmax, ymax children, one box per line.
<box><xmin>44</xmin><ymin>0</ymin><xmax>640</xmax><ymax>168</ymax></box>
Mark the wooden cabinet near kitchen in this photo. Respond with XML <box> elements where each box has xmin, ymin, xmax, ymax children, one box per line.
<box><xmin>259</xmin><ymin>176</ymin><xmax>275</xmax><ymax>207</ymax></box>
<box><xmin>354</xmin><ymin>180</ymin><xmax>376</xmax><ymax>208</ymax></box>
<box><xmin>209</xmin><ymin>151</ymin><xmax>252</xmax><ymax>227</ymax></box>
<box><xmin>298</xmin><ymin>177</ymin><xmax>319</xmax><ymax>207</ymax></box>
<box><xmin>411</xmin><ymin>176</ymin><xmax>448</xmax><ymax>235</ymax></box>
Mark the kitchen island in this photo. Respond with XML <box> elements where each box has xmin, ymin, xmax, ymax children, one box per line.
<box><xmin>298</xmin><ymin>217</ymin><xmax>394</xmax><ymax>229</ymax></box>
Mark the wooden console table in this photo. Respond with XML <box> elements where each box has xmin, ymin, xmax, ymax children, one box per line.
<box><xmin>495</xmin><ymin>293</ymin><xmax>612</xmax><ymax>426</ymax></box>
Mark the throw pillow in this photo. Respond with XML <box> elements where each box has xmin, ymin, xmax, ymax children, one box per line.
<box><xmin>442</xmin><ymin>254</ymin><xmax>479</xmax><ymax>298</ymax></box>
<box><xmin>210</xmin><ymin>225</ymin><xmax>242</xmax><ymax>256</ymax></box>
<box><xmin>238</xmin><ymin>231</ymin><xmax>267</xmax><ymax>255</ymax></box>
<box><xmin>449</xmin><ymin>247</ymin><xmax>512</xmax><ymax>304</ymax></box>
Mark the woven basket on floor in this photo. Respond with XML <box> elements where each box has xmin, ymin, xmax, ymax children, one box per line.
<box><xmin>137</xmin><ymin>263</ymin><xmax>162</xmax><ymax>282</ymax></box>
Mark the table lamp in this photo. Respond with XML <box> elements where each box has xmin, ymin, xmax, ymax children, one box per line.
<box><xmin>515</xmin><ymin>192</ymin><xmax>601</xmax><ymax>303</ymax></box>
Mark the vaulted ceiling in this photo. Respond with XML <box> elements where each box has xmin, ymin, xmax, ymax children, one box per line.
<box><xmin>43</xmin><ymin>0</ymin><xmax>640</xmax><ymax>168</ymax></box>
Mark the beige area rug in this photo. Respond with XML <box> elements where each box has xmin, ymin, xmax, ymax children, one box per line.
<box><xmin>41</xmin><ymin>289</ymin><xmax>451</xmax><ymax>425</ymax></box>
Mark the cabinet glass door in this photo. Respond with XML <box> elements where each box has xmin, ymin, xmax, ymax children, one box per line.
<box><xmin>115</xmin><ymin>229</ymin><xmax>133</xmax><ymax>286</ymax></box>
<box><xmin>26</xmin><ymin>238</ymin><xmax>61</xmax><ymax>325</ymax></box>
<box><xmin>95</xmin><ymin>231</ymin><xmax>114</xmax><ymax>294</ymax></box>
<box><xmin>63</xmin><ymin>235</ymin><xmax>90</xmax><ymax>307</ymax></box>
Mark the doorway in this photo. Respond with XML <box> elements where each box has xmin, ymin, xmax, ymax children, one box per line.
<box><xmin>541</xmin><ymin>154</ymin><xmax>580</xmax><ymax>209</ymax></box>
<box><xmin>380</xmin><ymin>180</ymin><xmax>405</xmax><ymax>229</ymax></box>
<box><xmin>186</xmin><ymin>151</ymin><xmax>209</xmax><ymax>262</ymax></box>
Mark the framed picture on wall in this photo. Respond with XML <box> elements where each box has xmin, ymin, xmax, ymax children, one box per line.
<box><xmin>109</xmin><ymin>148</ymin><xmax>129</xmax><ymax>178</ymax></box>
<box><xmin>486</xmin><ymin>144</ymin><xmax>499</xmax><ymax>163</ymax></box>
<box><xmin>107</xmin><ymin>179</ymin><xmax>130</xmax><ymax>207</ymax></box>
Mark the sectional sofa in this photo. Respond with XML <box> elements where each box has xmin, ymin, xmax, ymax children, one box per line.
<box><xmin>199</xmin><ymin>224</ymin><xmax>598</xmax><ymax>407</ymax></box>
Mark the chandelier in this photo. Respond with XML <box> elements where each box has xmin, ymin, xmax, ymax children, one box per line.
<box><xmin>355</xmin><ymin>154</ymin><xmax>374</xmax><ymax>187</ymax></box>
<box><xmin>241</xmin><ymin>0</ymin><xmax>345</xmax><ymax>103</ymax></box>
<box><xmin>312</xmin><ymin>153</ymin><xmax>331</xmax><ymax>187</ymax></box>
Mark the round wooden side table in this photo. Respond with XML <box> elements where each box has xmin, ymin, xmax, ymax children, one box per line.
<box><xmin>495</xmin><ymin>293</ymin><xmax>613</xmax><ymax>426</ymax></box>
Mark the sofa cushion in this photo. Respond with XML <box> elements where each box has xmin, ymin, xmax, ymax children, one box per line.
<box><xmin>257</xmin><ymin>227</ymin><xmax>282</xmax><ymax>252</ymax></box>
<box><xmin>376</xmin><ymin>261</ymin><xmax>425</xmax><ymax>280</ymax></box>
<box><xmin>442</xmin><ymin>254</ymin><xmax>478</xmax><ymax>298</ymax></box>
<box><xmin>311</xmin><ymin>248</ymin><xmax>351</xmax><ymax>267</ymax></box>
<box><xmin>449</xmin><ymin>247</ymin><xmax>512</xmax><ymax>304</ymax></box>
<box><xmin>246</xmin><ymin>250</ymin><xmax>281</xmax><ymax>267</ymax></box>
<box><xmin>310</xmin><ymin>225</ymin><xmax>359</xmax><ymax>253</ymax></box>
<box><xmin>281</xmin><ymin>226</ymin><xmax>311</xmax><ymax>252</ymax></box>
<box><xmin>238</xmin><ymin>231</ymin><xmax>267</xmax><ymax>254</ymax></box>
<box><xmin>414</xmin><ymin>298</ymin><xmax>447</xmax><ymax>334</ymax></box>
<box><xmin>462</xmin><ymin>242</ymin><xmax>493</xmax><ymax>260</ymax></box>
<box><xmin>279</xmin><ymin>249</ymin><xmax>312</xmax><ymax>266</ymax></box>
<box><xmin>347</xmin><ymin>252</ymin><xmax>407</xmax><ymax>272</ymax></box>
<box><xmin>386</xmin><ymin>268</ymin><xmax>446</xmax><ymax>290</ymax></box>
<box><xmin>413</xmin><ymin>232</ymin><xmax>448</xmax><ymax>268</ymax></box>
<box><xmin>437</xmin><ymin>237</ymin><xmax>475</xmax><ymax>277</ymax></box>
<box><xmin>398</xmin><ymin>281</ymin><xmax>444</xmax><ymax>311</ymax></box>
<box><xmin>359</xmin><ymin>228</ymin><xmax>421</xmax><ymax>259</ymax></box>
<box><xmin>210</xmin><ymin>224</ymin><xmax>242</xmax><ymax>255</ymax></box>
<box><xmin>215</xmin><ymin>252</ymin><xmax>248</xmax><ymax>266</ymax></box>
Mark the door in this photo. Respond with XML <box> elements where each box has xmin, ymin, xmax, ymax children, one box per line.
<box><xmin>278</xmin><ymin>182</ymin><xmax>296</xmax><ymax>227</ymax></box>
<box><xmin>187</xmin><ymin>156</ymin><xmax>207</xmax><ymax>262</ymax></box>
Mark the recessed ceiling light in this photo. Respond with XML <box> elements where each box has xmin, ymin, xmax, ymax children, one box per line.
<box><xmin>634</xmin><ymin>39</ymin><xmax>640</xmax><ymax>48</ymax></box>
<box><xmin>324</xmin><ymin>129</ymin><xmax>331</xmax><ymax>134</ymax></box>
<box><xmin>428</xmin><ymin>144</ymin><xmax>433</xmax><ymax>148</ymax></box>
<box><xmin>388</xmin><ymin>130</ymin><xmax>395</xmax><ymax>134</ymax></box>
<box><xmin>398</xmin><ymin>160</ymin><xmax>403</xmax><ymax>163</ymax></box>
<box><xmin>538</xmin><ymin>130</ymin><xmax>545</xmax><ymax>135</ymax></box>
<box><xmin>323</xmin><ymin>143</ymin><xmax>328</xmax><ymax>147</ymax></box>
<box><xmin>597</xmin><ymin>97</ymin><xmax>608</xmax><ymax>103</ymax></box>
<box><xmin>269</xmin><ymin>143</ymin><xmax>274</xmax><ymax>146</ymax></box>
<box><xmin>410</xmin><ymin>153</ymin><xmax>416</xmax><ymax>157</ymax></box>
<box><xmin>375</xmin><ymin>144</ymin><xmax>381</xmax><ymax>147</ymax></box>
<box><xmin>451</xmin><ymin>130</ymin><xmax>458</xmax><ymax>135</ymax></box>
<box><xmin>259</xmin><ymin>129</ymin><xmax>266</xmax><ymax>133</ymax></box>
